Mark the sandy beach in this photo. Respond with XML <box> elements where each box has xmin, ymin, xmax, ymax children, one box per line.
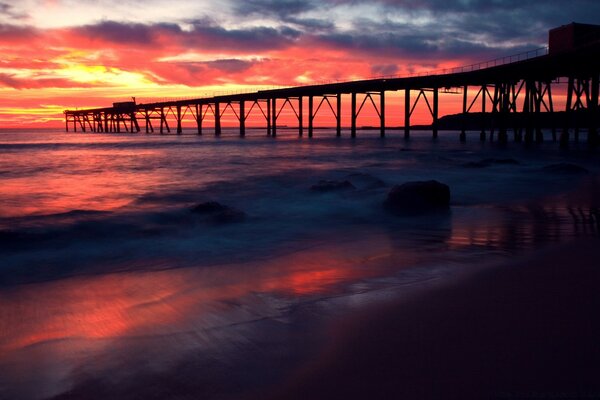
<box><xmin>266</xmin><ymin>238</ymin><xmax>600</xmax><ymax>399</ymax></box>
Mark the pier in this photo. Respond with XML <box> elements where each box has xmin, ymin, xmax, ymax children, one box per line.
<box><xmin>65</xmin><ymin>23</ymin><xmax>600</xmax><ymax>145</ymax></box>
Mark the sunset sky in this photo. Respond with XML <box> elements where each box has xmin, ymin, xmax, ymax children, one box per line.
<box><xmin>1</xmin><ymin>0</ymin><xmax>599</xmax><ymax>127</ymax></box>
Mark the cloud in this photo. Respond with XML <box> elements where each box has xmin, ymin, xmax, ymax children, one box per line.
<box><xmin>0</xmin><ymin>73</ymin><xmax>96</xmax><ymax>89</ymax></box>
<box><xmin>232</xmin><ymin>0</ymin><xmax>317</xmax><ymax>19</ymax></box>
<box><xmin>0</xmin><ymin>2</ymin><xmax>27</xmax><ymax>20</ymax></box>
<box><xmin>77</xmin><ymin>21</ymin><xmax>182</xmax><ymax>45</ymax></box>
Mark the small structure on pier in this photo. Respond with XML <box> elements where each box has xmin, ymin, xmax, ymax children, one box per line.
<box><xmin>549</xmin><ymin>23</ymin><xmax>600</xmax><ymax>54</ymax></box>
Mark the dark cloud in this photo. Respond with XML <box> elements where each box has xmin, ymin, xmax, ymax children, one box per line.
<box><xmin>370</xmin><ymin>63</ymin><xmax>398</xmax><ymax>76</ymax></box>
<box><xmin>233</xmin><ymin>0</ymin><xmax>317</xmax><ymax>19</ymax></box>
<box><xmin>0</xmin><ymin>2</ymin><xmax>26</xmax><ymax>20</ymax></box>
<box><xmin>77</xmin><ymin>21</ymin><xmax>182</xmax><ymax>45</ymax></box>
<box><xmin>186</xmin><ymin>22</ymin><xmax>301</xmax><ymax>51</ymax></box>
<box><xmin>205</xmin><ymin>59</ymin><xmax>256</xmax><ymax>73</ymax></box>
<box><xmin>73</xmin><ymin>20</ymin><xmax>299</xmax><ymax>52</ymax></box>
<box><xmin>0</xmin><ymin>73</ymin><xmax>95</xmax><ymax>89</ymax></box>
<box><xmin>0</xmin><ymin>23</ymin><xmax>37</xmax><ymax>40</ymax></box>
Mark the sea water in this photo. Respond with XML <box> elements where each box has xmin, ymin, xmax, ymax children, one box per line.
<box><xmin>0</xmin><ymin>128</ymin><xmax>598</xmax><ymax>399</ymax></box>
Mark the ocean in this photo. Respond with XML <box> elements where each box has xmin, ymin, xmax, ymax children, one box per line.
<box><xmin>0</xmin><ymin>128</ymin><xmax>598</xmax><ymax>399</ymax></box>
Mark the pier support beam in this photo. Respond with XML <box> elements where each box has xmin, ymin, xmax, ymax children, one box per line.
<box><xmin>196</xmin><ymin>104</ymin><xmax>202</xmax><ymax>135</ymax></box>
<box><xmin>481</xmin><ymin>84</ymin><xmax>487</xmax><ymax>141</ymax></box>
<box><xmin>176</xmin><ymin>106</ymin><xmax>182</xmax><ymax>134</ymax></box>
<box><xmin>460</xmin><ymin>85</ymin><xmax>467</xmax><ymax>142</ymax></box>
<box><xmin>589</xmin><ymin>73</ymin><xmax>599</xmax><ymax>146</ymax></box>
<box><xmin>404</xmin><ymin>89</ymin><xmax>410</xmax><ymax>139</ymax></box>
<box><xmin>266</xmin><ymin>99</ymin><xmax>271</xmax><ymax>136</ymax></box>
<box><xmin>432</xmin><ymin>87</ymin><xmax>439</xmax><ymax>139</ymax></box>
<box><xmin>380</xmin><ymin>91</ymin><xmax>385</xmax><ymax>138</ymax></box>
<box><xmin>308</xmin><ymin>96</ymin><xmax>314</xmax><ymax>138</ymax></box>
<box><xmin>271</xmin><ymin>98</ymin><xmax>277</xmax><ymax>137</ymax></box>
<box><xmin>337</xmin><ymin>93</ymin><xmax>342</xmax><ymax>137</ymax></box>
<box><xmin>240</xmin><ymin>101</ymin><xmax>246</xmax><ymax>138</ymax></box>
<box><xmin>215</xmin><ymin>102</ymin><xmax>221</xmax><ymax>136</ymax></box>
<box><xmin>351</xmin><ymin>93</ymin><xmax>357</xmax><ymax>138</ymax></box>
<box><xmin>298</xmin><ymin>97</ymin><xmax>303</xmax><ymax>137</ymax></box>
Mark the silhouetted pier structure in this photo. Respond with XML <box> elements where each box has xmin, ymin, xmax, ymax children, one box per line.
<box><xmin>65</xmin><ymin>23</ymin><xmax>600</xmax><ymax>145</ymax></box>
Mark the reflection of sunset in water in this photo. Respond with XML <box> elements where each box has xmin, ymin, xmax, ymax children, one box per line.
<box><xmin>0</xmin><ymin>242</ymin><xmax>407</xmax><ymax>360</ymax></box>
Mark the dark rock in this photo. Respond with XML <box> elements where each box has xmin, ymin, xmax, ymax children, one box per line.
<box><xmin>463</xmin><ymin>158</ymin><xmax>520</xmax><ymax>168</ymax></box>
<box><xmin>310</xmin><ymin>180</ymin><xmax>355</xmax><ymax>192</ymax></box>
<box><xmin>384</xmin><ymin>180</ymin><xmax>450</xmax><ymax>215</ymax></box>
<box><xmin>542</xmin><ymin>163</ymin><xmax>589</xmax><ymax>174</ymax></box>
<box><xmin>191</xmin><ymin>201</ymin><xmax>230</xmax><ymax>214</ymax></box>
<box><xmin>190</xmin><ymin>201</ymin><xmax>246</xmax><ymax>223</ymax></box>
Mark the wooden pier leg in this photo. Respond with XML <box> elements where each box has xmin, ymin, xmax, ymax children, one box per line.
<box><xmin>351</xmin><ymin>93</ymin><xmax>357</xmax><ymax>138</ymax></box>
<box><xmin>160</xmin><ymin>108</ymin><xmax>165</xmax><ymax>134</ymax></box>
<box><xmin>534</xmin><ymin>82</ymin><xmax>543</xmax><ymax>143</ymax></box>
<box><xmin>271</xmin><ymin>98</ymin><xmax>277</xmax><ymax>137</ymax></box>
<box><xmin>432</xmin><ymin>87</ymin><xmax>438</xmax><ymax>139</ymax></box>
<box><xmin>176</xmin><ymin>106</ymin><xmax>182</xmax><ymax>134</ymax></box>
<box><xmin>240</xmin><ymin>101</ymin><xmax>246</xmax><ymax>138</ymax></box>
<box><xmin>65</xmin><ymin>115</ymin><xmax>69</xmax><ymax>132</ymax></box>
<box><xmin>380</xmin><ymin>91</ymin><xmax>385</xmax><ymax>138</ymax></box>
<box><xmin>548</xmin><ymin>84</ymin><xmax>556</xmax><ymax>142</ymax></box>
<box><xmin>404</xmin><ymin>89</ymin><xmax>410</xmax><ymax>139</ymax></box>
<box><xmin>460</xmin><ymin>85</ymin><xmax>467</xmax><ymax>142</ymax></box>
<box><xmin>308</xmin><ymin>96</ymin><xmax>314</xmax><ymax>138</ymax></box>
<box><xmin>267</xmin><ymin>99</ymin><xmax>271</xmax><ymax>136</ymax></box>
<box><xmin>215</xmin><ymin>102</ymin><xmax>221</xmax><ymax>136</ymax></box>
<box><xmin>589</xmin><ymin>73</ymin><xmax>599</xmax><ymax>146</ymax></box>
<box><xmin>336</xmin><ymin>93</ymin><xmax>342</xmax><ymax>137</ymax></box>
<box><xmin>524</xmin><ymin>81</ymin><xmax>533</xmax><ymax>144</ymax></box>
<box><xmin>480</xmin><ymin>84</ymin><xmax>487</xmax><ymax>141</ymax></box>
<box><xmin>196</xmin><ymin>105</ymin><xmax>202</xmax><ymax>135</ymax></box>
<box><xmin>298</xmin><ymin>96</ymin><xmax>303</xmax><ymax>137</ymax></box>
<box><xmin>132</xmin><ymin>113</ymin><xmax>140</xmax><ymax>133</ymax></box>
<box><xmin>560</xmin><ymin>77</ymin><xmax>573</xmax><ymax>147</ymax></box>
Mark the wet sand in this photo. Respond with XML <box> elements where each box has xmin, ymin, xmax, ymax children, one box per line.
<box><xmin>268</xmin><ymin>238</ymin><xmax>600</xmax><ymax>399</ymax></box>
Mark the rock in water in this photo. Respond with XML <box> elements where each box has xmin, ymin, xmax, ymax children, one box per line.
<box><xmin>191</xmin><ymin>201</ymin><xmax>230</xmax><ymax>213</ymax></box>
<box><xmin>310</xmin><ymin>180</ymin><xmax>356</xmax><ymax>192</ymax></box>
<box><xmin>384</xmin><ymin>180</ymin><xmax>450</xmax><ymax>215</ymax></box>
<box><xmin>190</xmin><ymin>201</ymin><xmax>246</xmax><ymax>223</ymax></box>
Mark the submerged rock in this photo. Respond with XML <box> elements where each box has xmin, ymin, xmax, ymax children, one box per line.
<box><xmin>190</xmin><ymin>201</ymin><xmax>246</xmax><ymax>223</ymax></box>
<box><xmin>310</xmin><ymin>180</ymin><xmax>356</xmax><ymax>192</ymax></box>
<box><xmin>384</xmin><ymin>180</ymin><xmax>450</xmax><ymax>215</ymax></box>
<box><xmin>542</xmin><ymin>163</ymin><xmax>589</xmax><ymax>174</ymax></box>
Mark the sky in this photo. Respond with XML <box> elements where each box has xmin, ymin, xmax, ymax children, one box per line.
<box><xmin>1</xmin><ymin>0</ymin><xmax>599</xmax><ymax>128</ymax></box>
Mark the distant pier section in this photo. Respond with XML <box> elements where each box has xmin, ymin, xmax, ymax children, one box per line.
<box><xmin>65</xmin><ymin>23</ymin><xmax>600</xmax><ymax>145</ymax></box>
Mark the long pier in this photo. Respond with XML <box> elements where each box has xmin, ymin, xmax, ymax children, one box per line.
<box><xmin>65</xmin><ymin>24</ymin><xmax>600</xmax><ymax>145</ymax></box>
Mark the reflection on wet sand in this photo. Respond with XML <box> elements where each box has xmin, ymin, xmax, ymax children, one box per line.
<box><xmin>0</xmin><ymin>236</ymin><xmax>423</xmax><ymax>399</ymax></box>
<box><xmin>448</xmin><ymin>181</ymin><xmax>600</xmax><ymax>250</ymax></box>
